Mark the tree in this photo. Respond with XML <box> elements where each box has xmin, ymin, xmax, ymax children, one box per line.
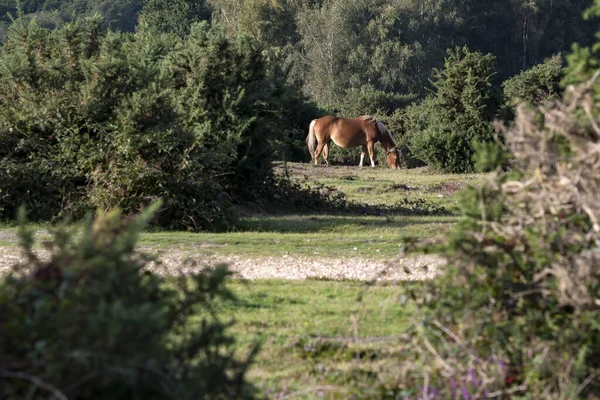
<box><xmin>294</xmin><ymin>0</ymin><xmax>358</xmax><ymax>106</ymax></box>
<box><xmin>138</xmin><ymin>0</ymin><xmax>210</xmax><ymax>36</ymax></box>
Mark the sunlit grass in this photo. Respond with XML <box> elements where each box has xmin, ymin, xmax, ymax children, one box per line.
<box><xmin>217</xmin><ymin>279</ymin><xmax>419</xmax><ymax>396</ymax></box>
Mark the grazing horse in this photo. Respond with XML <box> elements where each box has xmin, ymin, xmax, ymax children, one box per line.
<box><xmin>306</xmin><ymin>115</ymin><xmax>401</xmax><ymax>169</ymax></box>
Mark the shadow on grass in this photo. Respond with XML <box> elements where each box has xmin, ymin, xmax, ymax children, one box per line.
<box><xmin>233</xmin><ymin>215</ymin><xmax>458</xmax><ymax>234</ymax></box>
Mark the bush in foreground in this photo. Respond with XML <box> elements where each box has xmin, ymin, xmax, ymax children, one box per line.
<box><xmin>400</xmin><ymin>68</ymin><xmax>600</xmax><ymax>399</ymax></box>
<box><xmin>0</xmin><ymin>202</ymin><xmax>256</xmax><ymax>399</ymax></box>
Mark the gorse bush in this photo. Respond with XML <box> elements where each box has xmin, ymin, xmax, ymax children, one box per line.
<box><xmin>502</xmin><ymin>54</ymin><xmax>564</xmax><ymax>108</ymax></box>
<box><xmin>407</xmin><ymin>46</ymin><xmax>501</xmax><ymax>173</ymax></box>
<box><xmin>0</xmin><ymin>202</ymin><xmax>256</xmax><ymax>399</ymax></box>
<box><xmin>0</xmin><ymin>15</ymin><xmax>316</xmax><ymax>230</ymax></box>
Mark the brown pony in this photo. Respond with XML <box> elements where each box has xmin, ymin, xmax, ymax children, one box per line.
<box><xmin>306</xmin><ymin>115</ymin><xmax>401</xmax><ymax>168</ymax></box>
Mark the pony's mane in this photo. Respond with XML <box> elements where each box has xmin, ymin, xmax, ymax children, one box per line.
<box><xmin>358</xmin><ymin>115</ymin><xmax>396</xmax><ymax>146</ymax></box>
<box><xmin>376</xmin><ymin>120</ymin><xmax>391</xmax><ymax>139</ymax></box>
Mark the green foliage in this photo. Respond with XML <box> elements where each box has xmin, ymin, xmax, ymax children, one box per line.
<box><xmin>0</xmin><ymin>15</ymin><xmax>313</xmax><ymax>229</ymax></box>
<box><xmin>0</xmin><ymin>0</ymin><xmax>594</xmax><ymax>120</ymax></box>
<box><xmin>472</xmin><ymin>141</ymin><xmax>511</xmax><ymax>172</ymax></box>
<box><xmin>139</xmin><ymin>0</ymin><xmax>210</xmax><ymax>37</ymax></box>
<box><xmin>563</xmin><ymin>0</ymin><xmax>600</xmax><ymax>86</ymax></box>
<box><xmin>502</xmin><ymin>54</ymin><xmax>563</xmax><ymax>107</ymax></box>
<box><xmin>0</xmin><ymin>0</ymin><xmax>145</xmax><ymax>33</ymax></box>
<box><xmin>0</xmin><ymin>203</ymin><xmax>256</xmax><ymax>399</ymax></box>
<box><xmin>336</xmin><ymin>85</ymin><xmax>416</xmax><ymax>118</ymax></box>
<box><xmin>407</xmin><ymin>46</ymin><xmax>500</xmax><ymax>173</ymax></box>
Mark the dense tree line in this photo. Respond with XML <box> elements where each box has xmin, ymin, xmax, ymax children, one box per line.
<box><xmin>1</xmin><ymin>0</ymin><xmax>595</xmax><ymax>103</ymax></box>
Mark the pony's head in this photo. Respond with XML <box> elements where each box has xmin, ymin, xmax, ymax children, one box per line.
<box><xmin>376</xmin><ymin>120</ymin><xmax>402</xmax><ymax>169</ymax></box>
<box><xmin>386</xmin><ymin>146</ymin><xmax>402</xmax><ymax>169</ymax></box>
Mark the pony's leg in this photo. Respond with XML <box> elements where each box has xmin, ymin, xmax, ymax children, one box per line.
<box><xmin>359</xmin><ymin>145</ymin><xmax>367</xmax><ymax>167</ymax></box>
<box><xmin>323</xmin><ymin>142</ymin><xmax>330</xmax><ymax>166</ymax></box>
<box><xmin>367</xmin><ymin>142</ymin><xmax>376</xmax><ymax>167</ymax></box>
<box><xmin>314</xmin><ymin>142</ymin><xmax>326</xmax><ymax>165</ymax></box>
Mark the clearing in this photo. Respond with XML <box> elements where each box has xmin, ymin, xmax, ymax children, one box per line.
<box><xmin>0</xmin><ymin>162</ymin><xmax>484</xmax><ymax>398</ymax></box>
<box><xmin>0</xmin><ymin>163</ymin><xmax>481</xmax><ymax>280</ymax></box>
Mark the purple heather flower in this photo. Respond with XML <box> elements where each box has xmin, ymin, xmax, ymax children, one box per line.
<box><xmin>498</xmin><ymin>359</ymin><xmax>507</xmax><ymax>373</ymax></box>
<box><xmin>468</xmin><ymin>368</ymin><xmax>482</xmax><ymax>386</ymax></box>
<box><xmin>461</xmin><ymin>385</ymin><xmax>471</xmax><ymax>400</ymax></box>
<box><xmin>450</xmin><ymin>378</ymin><xmax>458</xmax><ymax>394</ymax></box>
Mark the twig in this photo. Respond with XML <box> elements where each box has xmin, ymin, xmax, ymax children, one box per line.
<box><xmin>487</xmin><ymin>384</ymin><xmax>528</xmax><ymax>398</ymax></box>
<box><xmin>419</xmin><ymin>333</ymin><xmax>455</xmax><ymax>375</ymax></box>
<box><xmin>1</xmin><ymin>370</ymin><xmax>68</xmax><ymax>400</ymax></box>
<box><xmin>569</xmin><ymin>373</ymin><xmax>596</xmax><ymax>400</ymax></box>
<box><xmin>432</xmin><ymin>320</ymin><xmax>465</xmax><ymax>347</ymax></box>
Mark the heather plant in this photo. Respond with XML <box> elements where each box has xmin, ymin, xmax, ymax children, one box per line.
<box><xmin>0</xmin><ymin>202</ymin><xmax>256</xmax><ymax>399</ymax></box>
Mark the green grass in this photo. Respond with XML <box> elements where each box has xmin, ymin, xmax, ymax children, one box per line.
<box><xmin>0</xmin><ymin>164</ymin><xmax>477</xmax><ymax>258</ymax></box>
<box><xmin>138</xmin><ymin>214</ymin><xmax>457</xmax><ymax>258</ymax></box>
<box><xmin>0</xmin><ymin>214</ymin><xmax>457</xmax><ymax>258</ymax></box>
<box><xmin>220</xmin><ymin>279</ymin><xmax>418</xmax><ymax>397</ymax></box>
<box><xmin>277</xmin><ymin>162</ymin><xmax>483</xmax><ymax>210</ymax></box>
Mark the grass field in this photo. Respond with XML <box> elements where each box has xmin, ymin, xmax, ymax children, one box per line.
<box><xmin>0</xmin><ymin>162</ymin><xmax>483</xmax><ymax>398</ymax></box>
<box><xmin>220</xmin><ymin>279</ymin><xmax>421</xmax><ymax>398</ymax></box>
<box><xmin>136</xmin><ymin>163</ymin><xmax>478</xmax><ymax>259</ymax></box>
<box><xmin>277</xmin><ymin>162</ymin><xmax>481</xmax><ymax>209</ymax></box>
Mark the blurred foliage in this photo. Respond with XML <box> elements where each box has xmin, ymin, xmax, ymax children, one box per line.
<box><xmin>397</xmin><ymin>9</ymin><xmax>600</xmax><ymax>396</ymax></box>
<box><xmin>0</xmin><ymin>203</ymin><xmax>257</xmax><ymax>399</ymax></box>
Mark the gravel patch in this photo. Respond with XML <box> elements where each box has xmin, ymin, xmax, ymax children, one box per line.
<box><xmin>0</xmin><ymin>246</ymin><xmax>444</xmax><ymax>281</ymax></box>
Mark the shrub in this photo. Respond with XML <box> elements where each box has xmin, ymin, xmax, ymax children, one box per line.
<box><xmin>0</xmin><ymin>202</ymin><xmax>256</xmax><ymax>399</ymax></box>
<box><xmin>407</xmin><ymin>46</ymin><xmax>501</xmax><ymax>173</ymax></box>
<box><xmin>399</xmin><ymin>68</ymin><xmax>600</xmax><ymax>399</ymax></box>
<box><xmin>502</xmin><ymin>54</ymin><xmax>563</xmax><ymax>107</ymax></box>
<box><xmin>0</xmin><ymin>15</ymin><xmax>315</xmax><ymax>230</ymax></box>
<box><xmin>384</xmin><ymin>106</ymin><xmax>426</xmax><ymax>169</ymax></box>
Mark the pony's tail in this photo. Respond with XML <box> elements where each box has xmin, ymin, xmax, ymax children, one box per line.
<box><xmin>306</xmin><ymin>119</ymin><xmax>317</xmax><ymax>160</ymax></box>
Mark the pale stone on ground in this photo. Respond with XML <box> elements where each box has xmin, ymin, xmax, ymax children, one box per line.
<box><xmin>0</xmin><ymin>245</ymin><xmax>444</xmax><ymax>281</ymax></box>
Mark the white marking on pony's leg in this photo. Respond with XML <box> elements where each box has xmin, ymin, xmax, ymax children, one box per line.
<box><xmin>367</xmin><ymin>142</ymin><xmax>375</xmax><ymax>167</ymax></box>
<box><xmin>359</xmin><ymin>144</ymin><xmax>367</xmax><ymax>168</ymax></box>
